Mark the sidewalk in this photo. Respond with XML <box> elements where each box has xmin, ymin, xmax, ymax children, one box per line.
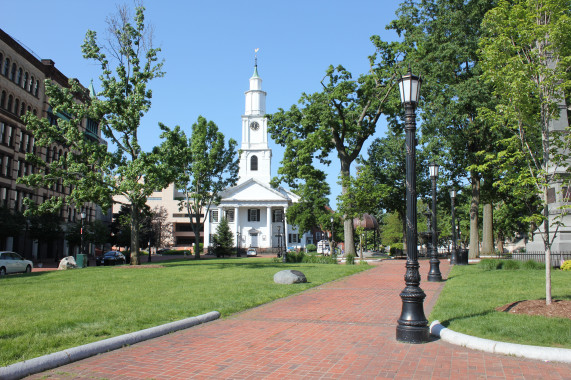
<box><xmin>27</xmin><ymin>260</ymin><xmax>571</xmax><ymax>379</ymax></box>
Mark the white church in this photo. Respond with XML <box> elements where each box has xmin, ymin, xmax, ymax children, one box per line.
<box><xmin>203</xmin><ymin>63</ymin><xmax>310</xmax><ymax>252</ymax></box>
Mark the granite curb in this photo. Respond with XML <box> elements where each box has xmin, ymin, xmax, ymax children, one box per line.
<box><xmin>0</xmin><ymin>311</ymin><xmax>221</xmax><ymax>380</ymax></box>
<box><xmin>430</xmin><ymin>320</ymin><xmax>571</xmax><ymax>364</ymax></box>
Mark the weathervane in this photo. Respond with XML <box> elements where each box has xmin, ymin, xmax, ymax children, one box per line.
<box><xmin>255</xmin><ymin>48</ymin><xmax>259</xmax><ymax>67</ymax></box>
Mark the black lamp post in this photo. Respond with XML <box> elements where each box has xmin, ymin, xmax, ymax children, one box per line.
<box><xmin>427</xmin><ymin>163</ymin><xmax>442</xmax><ymax>282</ymax></box>
<box><xmin>330</xmin><ymin>216</ymin><xmax>335</xmax><ymax>255</ymax></box>
<box><xmin>236</xmin><ymin>231</ymin><xmax>241</xmax><ymax>257</ymax></box>
<box><xmin>80</xmin><ymin>211</ymin><xmax>86</xmax><ymax>257</ymax></box>
<box><xmin>396</xmin><ymin>67</ymin><xmax>429</xmax><ymax>343</ymax></box>
<box><xmin>450</xmin><ymin>189</ymin><xmax>458</xmax><ymax>265</ymax></box>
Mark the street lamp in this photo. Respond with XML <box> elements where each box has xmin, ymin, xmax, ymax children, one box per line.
<box><xmin>450</xmin><ymin>189</ymin><xmax>458</xmax><ymax>265</ymax></box>
<box><xmin>428</xmin><ymin>162</ymin><xmax>442</xmax><ymax>282</ymax></box>
<box><xmin>80</xmin><ymin>211</ymin><xmax>86</xmax><ymax>259</ymax></box>
<box><xmin>236</xmin><ymin>231</ymin><xmax>241</xmax><ymax>257</ymax></box>
<box><xmin>330</xmin><ymin>216</ymin><xmax>335</xmax><ymax>255</ymax></box>
<box><xmin>396</xmin><ymin>67</ymin><xmax>429</xmax><ymax>343</ymax></box>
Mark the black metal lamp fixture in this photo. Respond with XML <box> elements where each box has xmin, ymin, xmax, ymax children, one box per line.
<box><xmin>450</xmin><ymin>189</ymin><xmax>458</xmax><ymax>265</ymax></box>
<box><xmin>396</xmin><ymin>67</ymin><xmax>430</xmax><ymax>343</ymax></box>
<box><xmin>427</xmin><ymin>162</ymin><xmax>442</xmax><ymax>282</ymax></box>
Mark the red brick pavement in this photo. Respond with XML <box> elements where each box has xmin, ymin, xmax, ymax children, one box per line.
<box><xmin>27</xmin><ymin>260</ymin><xmax>571</xmax><ymax>379</ymax></box>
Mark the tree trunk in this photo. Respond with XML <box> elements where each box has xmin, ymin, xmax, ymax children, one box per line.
<box><xmin>469</xmin><ymin>173</ymin><xmax>480</xmax><ymax>258</ymax></box>
<box><xmin>481</xmin><ymin>203</ymin><xmax>494</xmax><ymax>255</ymax></box>
<box><xmin>130</xmin><ymin>204</ymin><xmax>140</xmax><ymax>265</ymax></box>
<box><xmin>497</xmin><ymin>232</ymin><xmax>504</xmax><ymax>255</ymax></box>
<box><xmin>340</xmin><ymin>159</ymin><xmax>356</xmax><ymax>256</ymax></box>
<box><xmin>543</xmin><ymin>185</ymin><xmax>552</xmax><ymax>305</ymax></box>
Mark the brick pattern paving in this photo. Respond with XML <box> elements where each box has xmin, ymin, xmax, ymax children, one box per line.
<box><xmin>28</xmin><ymin>260</ymin><xmax>571</xmax><ymax>379</ymax></box>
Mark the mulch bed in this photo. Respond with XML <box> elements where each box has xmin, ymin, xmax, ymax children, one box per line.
<box><xmin>496</xmin><ymin>299</ymin><xmax>571</xmax><ymax>320</ymax></box>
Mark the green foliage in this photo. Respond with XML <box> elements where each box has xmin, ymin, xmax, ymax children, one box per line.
<box><xmin>502</xmin><ymin>260</ymin><xmax>521</xmax><ymax>270</ymax></box>
<box><xmin>268</xmin><ymin>53</ymin><xmax>400</xmax><ymax>256</ymax></box>
<box><xmin>561</xmin><ymin>260</ymin><xmax>571</xmax><ymax>271</ymax></box>
<box><xmin>302</xmin><ymin>255</ymin><xmax>337</xmax><ymax>264</ymax></box>
<box><xmin>20</xmin><ymin>5</ymin><xmax>168</xmax><ymax>265</ymax></box>
<box><xmin>212</xmin><ymin>217</ymin><xmax>234</xmax><ymax>258</ymax></box>
<box><xmin>345</xmin><ymin>254</ymin><xmax>355</xmax><ymax>265</ymax></box>
<box><xmin>306</xmin><ymin>244</ymin><xmax>317</xmax><ymax>252</ymax></box>
<box><xmin>522</xmin><ymin>260</ymin><xmax>544</xmax><ymax>270</ymax></box>
<box><xmin>0</xmin><ymin>207</ymin><xmax>26</xmax><ymax>239</ymax></box>
<box><xmin>159</xmin><ymin>116</ymin><xmax>239</xmax><ymax>259</ymax></box>
<box><xmin>479</xmin><ymin>258</ymin><xmax>501</xmax><ymax>271</ymax></box>
<box><xmin>285</xmin><ymin>251</ymin><xmax>305</xmax><ymax>263</ymax></box>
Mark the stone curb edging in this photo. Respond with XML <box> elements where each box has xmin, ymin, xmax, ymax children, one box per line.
<box><xmin>0</xmin><ymin>311</ymin><xmax>221</xmax><ymax>380</ymax></box>
<box><xmin>430</xmin><ymin>320</ymin><xmax>571</xmax><ymax>364</ymax></box>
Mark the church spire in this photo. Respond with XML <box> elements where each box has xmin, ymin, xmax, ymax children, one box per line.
<box><xmin>252</xmin><ymin>48</ymin><xmax>260</xmax><ymax>78</ymax></box>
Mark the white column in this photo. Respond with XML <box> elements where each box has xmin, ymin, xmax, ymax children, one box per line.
<box><xmin>266</xmin><ymin>207</ymin><xmax>272</xmax><ymax>248</ymax></box>
<box><xmin>284</xmin><ymin>206</ymin><xmax>289</xmax><ymax>249</ymax></box>
<box><xmin>235</xmin><ymin>207</ymin><xmax>239</xmax><ymax>245</ymax></box>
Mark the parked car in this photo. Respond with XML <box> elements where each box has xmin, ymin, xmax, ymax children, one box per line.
<box><xmin>96</xmin><ymin>251</ymin><xmax>126</xmax><ymax>266</ymax></box>
<box><xmin>0</xmin><ymin>251</ymin><xmax>33</xmax><ymax>276</ymax></box>
<box><xmin>246</xmin><ymin>248</ymin><xmax>257</xmax><ymax>257</ymax></box>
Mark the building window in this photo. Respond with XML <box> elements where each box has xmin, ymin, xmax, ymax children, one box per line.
<box><xmin>14</xmin><ymin>99</ymin><xmax>19</xmax><ymax>115</ymax></box>
<box><xmin>211</xmin><ymin>210</ymin><xmax>219</xmax><ymax>223</ymax></box>
<box><xmin>272</xmin><ymin>209</ymin><xmax>283</xmax><ymax>222</ymax></box>
<box><xmin>86</xmin><ymin>118</ymin><xmax>98</xmax><ymax>135</ymax></box>
<box><xmin>0</xmin><ymin>91</ymin><xmax>5</xmax><ymax>109</ymax></box>
<box><xmin>23</xmin><ymin>72</ymin><xmax>28</xmax><ymax>89</ymax></box>
<box><xmin>3</xmin><ymin>58</ymin><xmax>9</xmax><ymax>76</ymax></box>
<box><xmin>7</xmin><ymin>95</ymin><xmax>13</xmax><ymax>112</ymax></box>
<box><xmin>250</xmin><ymin>155</ymin><xmax>258</xmax><ymax>171</ymax></box>
<box><xmin>16</xmin><ymin>68</ymin><xmax>22</xmax><ymax>85</ymax></box>
<box><xmin>34</xmin><ymin>80</ymin><xmax>39</xmax><ymax>97</ymax></box>
<box><xmin>225</xmin><ymin>209</ymin><xmax>234</xmax><ymax>223</ymax></box>
<box><xmin>10</xmin><ymin>63</ymin><xmax>16</xmax><ymax>81</ymax></box>
<box><xmin>29</xmin><ymin>76</ymin><xmax>34</xmax><ymax>92</ymax></box>
<box><xmin>288</xmin><ymin>234</ymin><xmax>301</xmax><ymax>243</ymax></box>
<box><xmin>248</xmin><ymin>209</ymin><xmax>260</xmax><ymax>222</ymax></box>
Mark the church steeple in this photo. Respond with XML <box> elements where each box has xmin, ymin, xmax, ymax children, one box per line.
<box><xmin>238</xmin><ymin>51</ymin><xmax>271</xmax><ymax>184</ymax></box>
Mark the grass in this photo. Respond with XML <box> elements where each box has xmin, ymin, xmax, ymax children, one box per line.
<box><xmin>0</xmin><ymin>257</ymin><xmax>370</xmax><ymax>367</ymax></box>
<box><xmin>429</xmin><ymin>263</ymin><xmax>571</xmax><ymax>349</ymax></box>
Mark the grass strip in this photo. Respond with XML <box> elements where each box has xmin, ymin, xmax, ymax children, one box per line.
<box><xmin>429</xmin><ymin>264</ymin><xmax>571</xmax><ymax>348</ymax></box>
<box><xmin>0</xmin><ymin>257</ymin><xmax>369</xmax><ymax>366</ymax></box>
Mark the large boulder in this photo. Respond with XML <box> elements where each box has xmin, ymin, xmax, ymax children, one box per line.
<box><xmin>274</xmin><ymin>270</ymin><xmax>307</xmax><ymax>284</ymax></box>
<box><xmin>58</xmin><ymin>256</ymin><xmax>78</xmax><ymax>270</ymax></box>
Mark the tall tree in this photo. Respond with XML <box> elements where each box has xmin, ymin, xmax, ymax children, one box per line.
<box><xmin>386</xmin><ymin>0</ymin><xmax>499</xmax><ymax>258</ymax></box>
<box><xmin>268</xmin><ymin>50</ymin><xmax>398</xmax><ymax>256</ymax></box>
<box><xmin>21</xmin><ymin>4</ymin><xmax>167</xmax><ymax>265</ymax></box>
<box><xmin>212</xmin><ymin>217</ymin><xmax>234</xmax><ymax>258</ymax></box>
<box><xmin>479</xmin><ymin>0</ymin><xmax>571</xmax><ymax>304</ymax></box>
<box><xmin>159</xmin><ymin>116</ymin><xmax>239</xmax><ymax>259</ymax></box>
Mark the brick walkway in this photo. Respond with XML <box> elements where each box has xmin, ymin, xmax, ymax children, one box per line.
<box><xmin>28</xmin><ymin>260</ymin><xmax>571</xmax><ymax>379</ymax></box>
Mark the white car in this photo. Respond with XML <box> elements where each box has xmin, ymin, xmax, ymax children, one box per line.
<box><xmin>246</xmin><ymin>248</ymin><xmax>257</xmax><ymax>257</ymax></box>
<box><xmin>0</xmin><ymin>251</ymin><xmax>33</xmax><ymax>276</ymax></box>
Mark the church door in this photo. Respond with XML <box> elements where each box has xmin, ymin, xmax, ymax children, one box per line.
<box><xmin>250</xmin><ymin>232</ymin><xmax>259</xmax><ymax>247</ymax></box>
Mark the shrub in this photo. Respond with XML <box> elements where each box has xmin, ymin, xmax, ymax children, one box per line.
<box><xmin>522</xmin><ymin>260</ymin><xmax>544</xmax><ymax>270</ymax></box>
<box><xmin>502</xmin><ymin>260</ymin><xmax>521</xmax><ymax>270</ymax></box>
<box><xmin>345</xmin><ymin>254</ymin><xmax>355</xmax><ymax>265</ymax></box>
<box><xmin>302</xmin><ymin>255</ymin><xmax>337</xmax><ymax>264</ymax></box>
<box><xmin>286</xmin><ymin>251</ymin><xmax>305</xmax><ymax>263</ymax></box>
<box><xmin>479</xmin><ymin>258</ymin><xmax>500</xmax><ymax>271</ymax></box>
<box><xmin>561</xmin><ymin>260</ymin><xmax>571</xmax><ymax>271</ymax></box>
<box><xmin>306</xmin><ymin>244</ymin><xmax>317</xmax><ymax>252</ymax></box>
<box><xmin>359</xmin><ymin>259</ymin><xmax>369</xmax><ymax>266</ymax></box>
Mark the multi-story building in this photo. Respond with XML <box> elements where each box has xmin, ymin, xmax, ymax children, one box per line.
<box><xmin>0</xmin><ymin>28</ymin><xmax>105</xmax><ymax>263</ymax></box>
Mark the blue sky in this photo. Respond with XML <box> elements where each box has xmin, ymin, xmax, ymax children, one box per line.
<box><xmin>1</xmin><ymin>0</ymin><xmax>402</xmax><ymax>206</ymax></box>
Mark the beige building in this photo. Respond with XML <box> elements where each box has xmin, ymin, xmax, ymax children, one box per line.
<box><xmin>0</xmin><ymin>28</ymin><xmax>105</xmax><ymax>262</ymax></box>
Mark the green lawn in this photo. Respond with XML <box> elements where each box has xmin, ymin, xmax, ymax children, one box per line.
<box><xmin>0</xmin><ymin>258</ymin><xmax>370</xmax><ymax>367</ymax></box>
<box><xmin>429</xmin><ymin>263</ymin><xmax>571</xmax><ymax>349</ymax></box>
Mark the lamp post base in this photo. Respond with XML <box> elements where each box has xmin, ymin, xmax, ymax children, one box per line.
<box><xmin>396</xmin><ymin>324</ymin><xmax>430</xmax><ymax>343</ymax></box>
<box><xmin>427</xmin><ymin>258</ymin><xmax>442</xmax><ymax>282</ymax></box>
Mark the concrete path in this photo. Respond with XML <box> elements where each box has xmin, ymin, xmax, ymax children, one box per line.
<box><xmin>27</xmin><ymin>260</ymin><xmax>571</xmax><ymax>379</ymax></box>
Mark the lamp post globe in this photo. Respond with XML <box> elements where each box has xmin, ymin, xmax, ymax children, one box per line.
<box><xmin>427</xmin><ymin>162</ymin><xmax>442</xmax><ymax>282</ymax></box>
<box><xmin>395</xmin><ymin>67</ymin><xmax>429</xmax><ymax>343</ymax></box>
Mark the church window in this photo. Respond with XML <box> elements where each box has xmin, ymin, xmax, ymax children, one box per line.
<box><xmin>250</xmin><ymin>155</ymin><xmax>258</xmax><ymax>171</ymax></box>
<box><xmin>226</xmin><ymin>210</ymin><xmax>235</xmax><ymax>223</ymax></box>
<box><xmin>211</xmin><ymin>210</ymin><xmax>219</xmax><ymax>223</ymax></box>
<box><xmin>272</xmin><ymin>209</ymin><xmax>283</xmax><ymax>222</ymax></box>
<box><xmin>248</xmin><ymin>209</ymin><xmax>260</xmax><ymax>222</ymax></box>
